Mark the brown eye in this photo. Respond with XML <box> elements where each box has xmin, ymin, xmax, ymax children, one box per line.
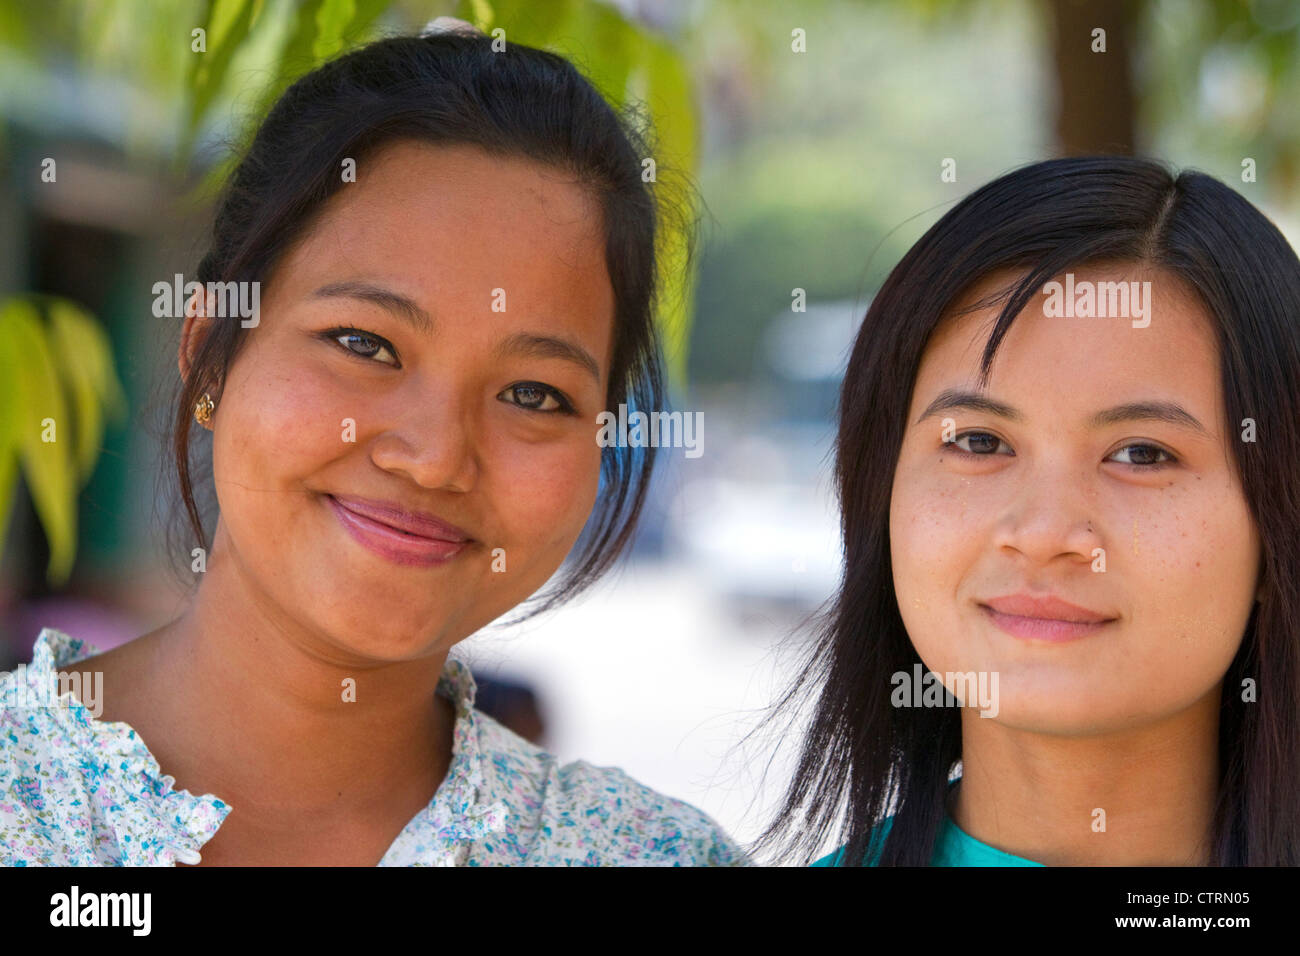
<box><xmin>325</xmin><ymin>327</ymin><xmax>399</xmax><ymax>366</ymax></box>
<box><xmin>1109</xmin><ymin>443</ymin><xmax>1176</xmax><ymax>467</ymax></box>
<box><xmin>497</xmin><ymin>382</ymin><xmax>573</xmax><ymax>414</ymax></box>
<box><xmin>952</xmin><ymin>431</ymin><xmax>1010</xmax><ymax>455</ymax></box>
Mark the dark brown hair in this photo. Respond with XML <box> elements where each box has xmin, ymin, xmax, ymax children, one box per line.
<box><xmin>755</xmin><ymin>155</ymin><xmax>1300</xmax><ymax>866</ymax></box>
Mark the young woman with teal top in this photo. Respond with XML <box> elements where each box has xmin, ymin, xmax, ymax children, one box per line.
<box><xmin>810</xmin><ymin>784</ymin><xmax>1041</xmax><ymax>866</ymax></box>
<box><xmin>760</xmin><ymin>156</ymin><xmax>1300</xmax><ymax>867</ymax></box>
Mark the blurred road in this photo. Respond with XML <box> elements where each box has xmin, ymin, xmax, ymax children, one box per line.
<box><xmin>461</xmin><ymin>557</ymin><xmax>821</xmax><ymax>864</ymax></box>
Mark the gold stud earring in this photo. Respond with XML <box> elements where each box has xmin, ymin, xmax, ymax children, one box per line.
<box><xmin>194</xmin><ymin>392</ymin><xmax>215</xmax><ymax>426</ymax></box>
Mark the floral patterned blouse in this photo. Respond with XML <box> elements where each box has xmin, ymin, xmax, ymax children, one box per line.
<box><xmin>0</xmin><ymin>628</ymin><xmax>749</xmax><ymax>866</ymax></box>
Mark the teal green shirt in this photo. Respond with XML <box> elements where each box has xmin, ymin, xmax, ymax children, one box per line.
<box><xmin>811</xmin><ymin>813</ymin><xmax>1043</xmax><ymax>866</ymax></box>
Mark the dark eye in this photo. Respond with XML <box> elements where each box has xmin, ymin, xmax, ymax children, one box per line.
<box><xmin>950</xmin><ymin>431</ymin><xmax>1011</xmax><ymax>456</ymax></box>
<box><xmin>498</xmin><ymin>382</ymin><xmax>574</xmax><ymax>414</ymax></box>
<box><xmin>324</xmin><ymin>327</ymin><xmax>399</xmax><ymax>367</ymax></box>
<box><xmin>1108</xmin><ymin>443</ymin><xmax>1176</xmax><ymax>468</ymax></box>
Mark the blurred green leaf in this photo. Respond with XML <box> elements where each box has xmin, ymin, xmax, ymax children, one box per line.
<box><xmin>0</xmin><ymin>298</ymin><xmax>77</xmax><ymax>585</ymax></box>
<box><xmin>641</xmin><ymin>34</ymin><xmax>697</xmax><ymax>388</ymax></box>
<box><xmin>261</xmin><ymin>0</ymin><xmax>330</xmax><ymax>110</ymax></box>
<box><xmin>557</xmin><ymin>1</ymin><xmax>640</xmax><ymax>105</ymax></box>
<box><xmin>0</xmin><ymin>296</ymin><xmax>127</xmax><ymax>585</ymax></box>
<box><xmin>47</xmin><ymin>298</ymin><xmax>129</xmax><ymax>482</ymax></box>
<box><xmin>245</xmin><ymin>0</ymin><xmax>390</xmax><ymax>146</ymax></box>
<box><xmin>313</xmin><ymin>0</ymin><xmax>357</xmax><ymax>60</ymax></box>
<box><xmin>0</xmin><ymin>0</ymin><xmax>31</xmax><ymax>49</ymax></box>
<box><xmin>183</xmin><ymin>0</ymin><xmax>262</xmax><ymax>157</ymax></box>
<box><xmin>466</xmin><ymin>0</ymin><xmax>496</xmax><ymax>31</ymax></box>
<box><xmin>0</xmin><ymin>317</ymin><xmax>19</xmax><ymax>558</ymax></box>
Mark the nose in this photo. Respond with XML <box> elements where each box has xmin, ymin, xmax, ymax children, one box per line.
<box><xmin>368</xmin><ymin>383</ymin><xmax>479</xmax><ymax>493</ymax></box>
<box><xmin>990</xmin><ymin>458</ymin><xmax>1104</xmax><ymax>566</ymax></box>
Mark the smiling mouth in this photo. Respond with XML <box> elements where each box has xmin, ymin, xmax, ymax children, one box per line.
<box><xmin>978</xmin><ymin>603</ymin><xmax>1116</xmax><ymax>643</ymax></box>
<box><xmin>325</xmin><ymin>494</ymin><xmax>470</xmax><ymax>567</ymax></box>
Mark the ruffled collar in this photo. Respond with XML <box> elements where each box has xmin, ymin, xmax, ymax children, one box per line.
<box><xmin>17</xmin><ymin>628</ymin><xmax>230</xmax><ymax>865</ymax></box>
<box><xmin>378</xmin><ymin>639</ymin><xmax>509</xmax><ymax>866</ymax></box>
<box><xmin>22</xmin><ymin>627</ymin><xmax>507</xmax><ymax>866</ymax></box>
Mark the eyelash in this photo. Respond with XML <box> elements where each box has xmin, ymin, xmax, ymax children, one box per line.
<box><xmin>321</xmin><ymin>326</ymin><xmax>400</xmax><ymax>366</ymax></box>
<box><xmin>946</xmin><ymin>431</ymin><xmax>1179</xmax><ymax>469</ymax></box>
<box><xmin>500</xmin><ymin>382</ymin><xmax>577</xmax><ymax>416</ymax></box>
<box><xmin>319</xmin><ymin>326</ymin><xmax>577</xmax><ymax>416</ymax></box>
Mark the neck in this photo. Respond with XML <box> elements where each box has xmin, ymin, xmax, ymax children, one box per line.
<box><xmin>950</xmin><ymin>688</ymin><xmax>1221</xmax><ymax>865</ymax></box>
<box><xmin>134</xmin><ymin>523</ymin><xmax>455</xmax><ymax>822</ymax></box>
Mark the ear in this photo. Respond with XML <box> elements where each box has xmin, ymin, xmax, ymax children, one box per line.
<box><xmin>178</xmin><ymin>287</ymin><xmax>215</xmax><ymax>388</ymax></box>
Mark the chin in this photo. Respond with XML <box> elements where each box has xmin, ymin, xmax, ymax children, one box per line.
<box><xmin>319</xmin><ymin>614</ymin><xmax>455</xmax><ymax>662</ymax></box>
<box><xmin>978</xmin><ymin>693</ymin><xmax>1142</xmax><ymax>736</ymax></box>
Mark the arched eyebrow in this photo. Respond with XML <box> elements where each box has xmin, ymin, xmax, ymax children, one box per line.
<box><xmin>310</xmin><ymin>280</ymin><xmax>601</xmax><ymax>385</ymax></box>
<box><xmin>311</xmin><ymin>280</ymin><xmax>433</xmax><ymax>335</ymax></box>
<box><xmin>916</xmin><ymin>388</ymin><xmax>1211</xmax><ymax>437</ymax></box>
<box><xmin>495</xmin><ymin>331</ymin><xmax>601</xmax><ymax>386</ymax></box>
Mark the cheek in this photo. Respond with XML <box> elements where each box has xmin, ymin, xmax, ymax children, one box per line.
<box><xmin>212</xmin><ymin>351</ymin><xmax>333</xmax><ymax>498</ymax></box>
<box><xmin>890</xmin><ymin>453</ymin><xmax>984</xmax><ymax>588</ymax></box>
<box><xmin>889</xmin><ymin>454</ymin><xmax>979</xmax><ymax>663</ymax></box>
<box><xmin>486</xmin><ymin>430</ymin><xmax>602</xmax><ymax>553</ymax></box>
<box><xmin>1118</xmin><ymin>478</ymin><xmax>1258</xmax><ymax>671</ymax></box>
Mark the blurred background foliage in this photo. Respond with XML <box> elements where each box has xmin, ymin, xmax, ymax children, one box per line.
<box><xmin>1</xmin><ymin>0</ymin><xmax>1298</xmax><ymax>577</ymax></box>
<box><xmin>3</xmin><ymin>0</ymin><xmax>1298</xmax><ymax>380</ymax></box>
<box><xmin>682</xmin><ymin>0</ymin><xmax>1300</xmax><ymax>382</ymax></box>
<box><xmin>0</xmin><ymin>296</ymin><xmax>126</xmax><ymax>585</ymax></box>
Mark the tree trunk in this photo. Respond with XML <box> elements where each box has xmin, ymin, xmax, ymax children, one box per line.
<box><xmin>1047</xmin><ymin>0</ymin><xmax>1139</xmax><ymax>155</ymax></box>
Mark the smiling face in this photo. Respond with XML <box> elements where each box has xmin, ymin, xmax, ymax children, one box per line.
<box><xmin>184</xmin><ymin>140</ymin><xmax>614</xmax><ymax>662</ymax></box>
<box><xmin>888</xmin><ymin>263</ymin><xmax>1262</xmax><ymax>735</ymax></box>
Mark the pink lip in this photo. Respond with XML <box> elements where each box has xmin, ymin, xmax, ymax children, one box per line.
<box><xmin>979</xmin><ymin>593</ymin><xmax>1116</xmax><ymax>643</ymax></box>
<box><xmin>325</xmin><ymin>494</ymin><xmax>470</xmax><ymax>567</ymax></box>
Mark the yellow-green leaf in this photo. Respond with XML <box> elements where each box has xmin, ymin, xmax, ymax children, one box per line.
<box><xmin>246</xmin><ymin>0</ymin><xmax>391</xmax><ymax>152</ymax></box>
<box><xmin>312</xmin><ymin>0</ymin><xmax>357</xmax><ymax>61</ymax></box>
<box><xmin>555</xmin><ymin>0</ymin><xmax>640</xmax><ymax>104</ymax></box>
<box><xmin>183</xmin><ymin>0</ymin><xmax>260</xmax><ymax>158</ymax></box>
<box><xmin>641</xmin><ymin>35</ymin><xmax>697</xmax><ymax>388</ymax></box>
<box><xmin>467</xmin><ymin>0</ymin><xmax>495</xmax><ymax>32</ymax></box>
<box><xmin>0</xmin><ymin>299</ymin><xmax>77</xmax><ymax>585</ymax></box>
<box><xmin>0</xmin><ymin>315</ymin><xmax>19</xmax><ymax>555</ymax></box>
<box><xmin>47</xmin><ymin>298</ymin><xmax>127</xmax><ymax>482</ymax></box>
<box><xmin>254</xmin><ymin>0</ymin><xmax>328</xmax><ymax>116</ymax></box>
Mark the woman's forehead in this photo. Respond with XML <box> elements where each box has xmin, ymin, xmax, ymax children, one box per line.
<box><xmin>253</xmin><ymin>140</ymin><xmax>616</xmax><ymax>363</ymax></box>
<box><xmin>913</xmin><ymin>264</ymin><xmax>1223</xmax><ymax>426</ymax></box>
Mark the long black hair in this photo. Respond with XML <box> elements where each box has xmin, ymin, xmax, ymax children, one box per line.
<box><xmin>163</xmin><ymin>31</ymin><xmax>687</xmax><ymax>615</ymax></box>
<box><xmin>756</xmin><ymin>155</ymin><xmax>1300</xmax><ymax>865</ymax></box>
